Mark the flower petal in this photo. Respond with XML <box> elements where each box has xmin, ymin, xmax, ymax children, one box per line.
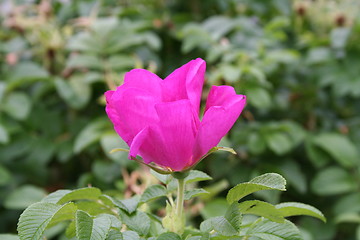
<box><xmin>130</xmin><ymin>100</ymin><xmax>200</xmax><ymax>171</ymax></box>
<box><xmin>192</xmin><ymin>86</ymin><xmax>246</xmax><ymax>163</ymax></box>
<box><xmin>162</xmin><ymin>58</ymin><xmax>206</xmax><ymax>114</ymax></box>
<box><xmin>154</xmin><ymin>99</ymin><xmax>200</xmax><ymax>171</ymax></box>
<box><xmin>105</xmin><ymin>87</ymin><xmax>159</xmax><ymax>145</ymax></box>
<box><xmin>123</xmin><ymin>69</ymin><xmax>162</xmax><ymax>96</ymax></box>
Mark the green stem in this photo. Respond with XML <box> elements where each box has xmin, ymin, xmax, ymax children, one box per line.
<box><xmin>176</xmin><ymin>177</ymin><xmax>185</xmax><ymax>221</ymax></box>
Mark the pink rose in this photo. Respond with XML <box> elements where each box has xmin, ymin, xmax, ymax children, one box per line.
<box><xmin>105</xmin><ymin>58</ymin><xmax>246</xmax><ymax>172</ymax></box>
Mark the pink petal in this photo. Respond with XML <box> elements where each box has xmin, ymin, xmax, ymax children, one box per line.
<box><xmin>192</xmin><ymin>86</ymin><xmax>246</xmax><ymax>163</ymax></box>
<box><xmin>162</xmin><ymin>58</ymin><xmax>206</xmax><ymax>114</ymax></box>
<box><xmin>105</xmin><ymin>87</ymin><xmax>159</xmax><ymax>145</ymax></box>
<box><xmin>123</xmin><ymin>69</ymin><xmax>162</xmax><ymax>97</ymax></box>
<box><xmin>129</xmin><ymin>99</ymin><xmax>200</xmax><ymax>171</ymax></box>
<box><xmin>204</xmin><ymin>85</ymin><xmax>236</xmax><ymax>112</ymax></box>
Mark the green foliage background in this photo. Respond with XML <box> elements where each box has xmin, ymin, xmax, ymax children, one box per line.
<box><xmin>0</xmin><ymin>0</ymin><xmax>360</xmax><ymax>239</ymax></box>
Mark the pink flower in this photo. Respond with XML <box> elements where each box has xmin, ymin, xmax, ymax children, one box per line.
<box><xmin>105</xmin><ymin>58</ymin><xmax>246</xmax><ymax>172</ymax></box>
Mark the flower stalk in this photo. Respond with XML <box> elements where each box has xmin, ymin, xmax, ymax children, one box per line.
<box><xmin>176</xmin><ymin>178</ymin><xmax>185</xmax><ymax>219</ymax></box>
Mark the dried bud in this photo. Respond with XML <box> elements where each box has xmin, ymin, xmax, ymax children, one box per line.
<box><xmin>335</xmin><ymin>14</ymin><xmax>346</xmax><ymax>27</ymax></box>
<box><xmin>296</xmin><ymin>5</ymin><xmax>306</xmax><ymax>16</ymax></box>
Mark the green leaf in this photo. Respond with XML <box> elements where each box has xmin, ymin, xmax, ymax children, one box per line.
<box><xmin>67</xmin><ymin>54</ymin><xmax>103</xmax><ymax>70</ymax></box>
<box><xmin>18</xmin><ymin>202</ymin><xmax>76</xmax><ymax>240</ymax></box>
<box><xmin>265</xmin><ymin>132</ymin><xmax>293</xmax><ymax>155</ymax></box>
<box><xmin>280</xmin><ymin>160</ymin><xmax>307</xmax><ymax>194</ymax></box>
<box><xmin>106</xmin><ymin>230</ymin><xmax>123</xmax><ymax>240</ymax></box>
<box><xmin>108</xmin><ymin>55</ymin><xmax>135</xmax><ymax>70</ymax></box>
<box><xmin>4</xmin><ymin>185</ymin><xmax>47</xmax><ymax>209</ymax></box>
<box><xmin>199</xmin><ymin>202</ymin><xmax>241</xmax><ymax>236</ymax></box>
<box><xmin>150</xmin><ymin>169</ymin><xmax>171</xmax><ymax>184</ymax></box>
<box><xmin>311</xmin><ymin>167</ymin><xmax>356</xmax><ymax>195</ymax></box>
<box><xmin>76</xmin><ymin>210</ymin><xmax>111</xmax><ymax>240</ymax></box>
<box><xmin>0</xmin><ymin>164</ymin><xmax>11</xmax><ymax>186</ymax></box>
<box><xmin>3</xmin><ymin>92</ymin><xmax>32</xmax><ymax>120</ymax></box>
<box><xmin>140</xmin><ymin>185</ymin><xmax>167</xmax><ymax>203</ymax></box>
<box><xmin>312</xmin><ymin>133</ymin><xmax>359</xmax><ymax>167</ymax></box>
<box><xmin>276</xmin><ymin>202</ymin><xmax>326</xmax><ymax>222</ymax></box>
<box><xmin>239</xmin><ymin>200</ymin><xmax>284</xmax><ymax>223</ymax></box>
<box><xmin>54</xmin><ymin>76</ymin><xmax>91</xmax><ymax>110</ymax></box>
<box><xmin>184</xmin><ymin>189</ymin><xmax>209</xmax><ymax>200</ymax></box>
<box><xmin>106</xmin><ymin>195</ymin><xmax>140</xmax><ymax>214</ymax></box>
<box><xmin>224</xmin><ymin>202</ymin><xmax>242</xmax><ymax>232</ymax></box>
<box><xmin>57</xmin><ymin>187</ymin><xmax>102</xmax><ymax>204</ymax></box>
<box><xmin>74</xmin><ymin>119</ymin><xmax>108</xmax><ymax>153</ymax></box>
<box><xmin>156</xmin><ymin>232</ymin><xmax>181</xmax><ymax>240</ymax></box>
<box><xmin>0</xmin><ymin>234</ymin><xmax>20</xmax><ymax>240</ymax></box>
<box><xmin>246</xmin><ymin>87</ymin><xmax>271</xmax><ymax>109</ymax></box>
<box><xmin>200</xmin><ymin>198</ymin><xmax>229</xmax><ymax>219</ymax></box>
<box><xmin>248</xmin><ymin>132</ymin><xmax>266</xmax><ymax>155</ymax></box>
<box><xmin>185</xmin><ymin>170</ymin><xmax>212</xmax><ymax>183</ymax></box>
<box><xmin>119</xmin><ymin>210</ymin><xmax>150</xmax><ymax>236</ymax></box>
<box><xmin>242</xmin><ymin>219</ymin><xmax>302</xmax><ymax>240</ymax></box>
<box><xmin>227</xmin><ymin>173</ymin><xmax>286</xmax><ymax>204</ymax></box>
<box><xmin>100</xmin><ymin>133</ymin><xmax>129</xmax><ymax>164</ymax></box>
<box><xmin>122</xmin><ymin>231</ymin><xmax>139</xmax><ymax>240</ymax></box>
<box><xmin>200</xmin><ymin>216</ymin><xmax>238</xmax><ymax>236</ymax></box>
<box><xmin>0</xmin><ymin>123</ymin><xmax>9</xmax><ymax>144</ymax></box>
<box><xmin>42</xmin><ymin>190</ymin><xmax>72</xmax><ymax>203</ymax></box>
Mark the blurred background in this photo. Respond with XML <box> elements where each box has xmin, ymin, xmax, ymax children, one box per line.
<box><xmin>0</xmin><ymin>0</ymin><xmax>360</xmax><ymax>239</ymax></box>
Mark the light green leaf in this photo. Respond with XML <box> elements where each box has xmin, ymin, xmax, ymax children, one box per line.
<box><xmin>119</xmin><ymin>210</ymin><xmax>150</xmax><ymax>236</ymax></box>
<box><xmin>108</xmin><ymin>55</ymin><xmax>135</xmax><ymax>70</ymax></box>
<box><xmin>4</xmin><ymin>185</ymin><xmax>47</xmax><ymax>209</ymax></box>
<box><xmin>18</xmin><ymin>202</ymin><xmax>75</xmax><ymax>240</ymax></box>
<box><xmin>76</xmin><ymin>210</ymin><xmax>111</xmax><ymax>240</ymax></box>
<box><xmin>74</xmin><ymin>119</ymin><xmax>108</xmax><ymax>153</ymax></box>
<box><xmin>122</xmin><ymin>231</ymin><xmax>139</xmax><ymax>240</ymax></box>
<box><xmin>156</xmin><ymin>232</ymin><xmax>181</xmax><ymax>240</ymax></box>
<box><xmin>243</xmin><ymin>219</ymin><xmax>302</xmax><ymax>240</ymax></box>
<box><xmin>140</xmin><ymin>185</ymin><xmax>167</xmax><ymax>203</ymax></box>
<box><xmin>57</xmin><ymin>187</ymin><xmax>102</xmax><ymax>205</ymax></box>
<box><xmin>0</xmin><ymin>124</ymin><xmax>9</xmax><ymax>144</ymax></box>
<box><xmin>200</xmin><ymin>216</ymin><xmax>238</xmax><ymax>236</ymax></box>
<box><xmin>3</xmin><ymin>92</ymin><xmax>32</xmax><ymax>120</ymax></box>
<box><xmin>42</xmin><ymin>190</ymin><xmax>72</xmax><ymax>204</ymax></box>
<box><xmin>106</xmin><ymin>195</ymin><xmax>139</xmax><ymax>214</ymax></box>
<box><xmin>106</xmin><ymin>230</ymin><xmax>123</xmax><ymax>240</ymax></box>
<box><xmin>312</xmin><ymin>133</ymin><xmax>359</xmax><ymax>167</ymax></box>
<box><xmin>67</xmin><ymin>54</ymin><xmax>103</xmax><ymax>70</ymax></box>
<box><xmin>276</xmin><ymin>202</ymin><xmax>326</xmax><ymax>222</ymax></box>
<box><xmin>239</xmin><ymin>200</ymin><xmax>284</xmax><ymax>223</ymax></box>
<box><xmin>227</xmin><ymin>173</ymin><xmax>286</xmax><ymax>204</ymax></box>
<box><xmin>185</xmin><ymin>170</ymin><xmax>212</xmax><ymax>184</ymax></box>
<box><xmin>0</xmin><ymin>234</ymin><xmax>20</xmax><ymax>240</ymax></box>
<box><xmin>184</xmin><ymin>189</ymin><xmax>209</xmax><ymax>200</ymax></box>
<box><xmin>224</xmin><ymin>202</ymin><xmax>242</xmax><ymax>232</ymax></box>
<box><xmin>311</xmin><ymin>167</ymin><xmax>356</xmax><ymax>195</ymax></box>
